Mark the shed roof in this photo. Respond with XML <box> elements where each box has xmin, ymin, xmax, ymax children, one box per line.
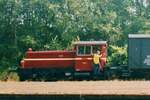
<box><xmin>73</xmin><ymin>41</ymin><xmax>107</xmax><ymax>45</ymax></box>
<box><xmin>129</xmin><ymin>34</ymin><xmax>150</xmax><ymax>38</ymax></box>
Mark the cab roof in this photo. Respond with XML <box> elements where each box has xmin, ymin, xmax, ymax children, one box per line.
<box><xmin>129</xmin><ymin>34</ymin><xmax>150</xmax><ymax>38</ymax></box>
<box><xmin>73</xmin><ymin>41</ymin><xmax>107</xmax><ymax>45</ymax></box>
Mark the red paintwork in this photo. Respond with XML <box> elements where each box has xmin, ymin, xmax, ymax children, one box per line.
<box><xmin>21</xmin><ymin>50</ymin><xmax>75</xmax><ymax>69</ymax></box>
<box><xmin>75</xmin><ymin>56</ymin><xmax>92</xmax><ymax>72</ymax></box>
<box><xmin>26</xmin><ymin>50</ymin><xmax>75</xmax><ymax>58</ymax></box>
<box><xmin>21</xmin><ymin>58</ymin><xmax>74</xmax><ymax>69</ymax></box>
<box><xmin>100</xmin><ymin>45</ymin><xmax>107</xmax><ymax>70</ymax></box>
<box><xmin>20</xmin><ymin>42</ymin><xmax>107</xmax><ymax>73</ymax></box>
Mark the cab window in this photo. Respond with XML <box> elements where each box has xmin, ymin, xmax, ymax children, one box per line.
<box><xmin>77</xmin><ymin>45</ymin><xmax>92</xmax><ymax>55</ymax></box>
<box><xmin>78</xmin><ymin>46</ymin><xmax>84</xmax><ymax>55</ymax></box>
<box><xmin>85</xmin><ymin>46</ymin><xmax>91</xmax><ymax>54</ymax></box>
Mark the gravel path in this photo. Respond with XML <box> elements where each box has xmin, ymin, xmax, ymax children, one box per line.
<box><xmin>0</xmin><ymin>81</ymin><xmax>150</xmax><ymax>95</ymax></box>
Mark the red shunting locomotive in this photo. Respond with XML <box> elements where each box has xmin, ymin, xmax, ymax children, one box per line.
<box><xmin>19</xmin><ymin>41</ymin><xmax>107</xmax><ymax>80</ymax></box>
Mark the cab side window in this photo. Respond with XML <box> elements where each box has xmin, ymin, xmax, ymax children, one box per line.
<box><xmin>92</xmin><ymin>46</ymin><xmax>101</xmax><ymax>54</ymax></box>
<box><xmin>85</xmin><ymin>46</ymin><xmax>91</xmax><ymax>54</ymax></box>
<box><xmin>77</xmin><ymin>45</ymin><xmax>92</xmax><ymax>55</ymax></box>
<box><xmin>78</xmin><ymin>46</ymin><xmax>84</xmax><ymax>55</ymax></box>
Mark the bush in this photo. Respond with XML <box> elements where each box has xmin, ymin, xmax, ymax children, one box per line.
<box><xmin>0</xmin><ymin>70</ymin><xmax>19</xmax><ymax>81</ymax></box>
<box><xmin>0</xmin><ymin>58</ymin><xmax>19</xmax><ymax>81</ymax></box>
<box><xmin>7</xmin><ymin>72</ymin><xmax>19</xmax><ymax>81</ymax></box>
<box><xmin>107</xmin><ymin>45</ymin><xmax>128</xmax><ymax>67</ymax></box>
<box><xmin>0</xmin><ymin>71</ymin><xmax>8</xmax><ymax>81</ymax></box>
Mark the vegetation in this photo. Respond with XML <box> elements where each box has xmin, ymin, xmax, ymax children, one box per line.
<box><xmin>0</xmin><ymin>0</ymin><xmax>149</xmax><ymax>81</ymax></box>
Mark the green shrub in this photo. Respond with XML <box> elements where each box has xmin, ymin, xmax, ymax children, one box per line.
<box><xmin>107</xmin><ymin>45</ymin><xmax>128</xmax><ymax>67</ymax></box>
<box><xmin>0</xmin><ymin>70</ymin><xmax>19</xmax><ymax>81</ymax></box>
<box><xmin>0</xmin><ymin>71</ymin><xmax>8</xmax><ymax>81</ymax></box>
<box><xmin>7</xmin><ymin>72</ymin><xmax>19</xmax><ymax>81</ymax></box>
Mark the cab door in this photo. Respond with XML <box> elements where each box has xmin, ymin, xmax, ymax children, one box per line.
<box><xmin>75</xmin><ymin>45</ymin><xmax>93</xmax><ymax>72</ymax></box>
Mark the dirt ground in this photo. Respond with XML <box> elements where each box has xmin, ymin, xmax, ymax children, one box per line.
<box><xmin>0</xmin><ymin>80</ymin><xmax>150</xmax><ymax>96</ymax></box>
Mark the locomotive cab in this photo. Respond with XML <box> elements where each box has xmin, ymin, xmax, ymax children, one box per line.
<box><xmin>73</xmin><ymin>41</ymin><xmax>107</xmax><ymax>74</ymax></box>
